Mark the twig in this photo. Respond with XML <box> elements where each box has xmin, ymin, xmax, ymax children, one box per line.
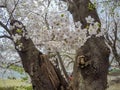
<box><xmin>113</xmin><ymin>17</ymin><xmax>118</xmax><ymax>49</ymax></box>
<box><xmin>6</xmin><ymin>0</ymin><xmax>20</xmax><ymax>26</ymax></box>
<box><xmin>67</xmin><ymin>61</ymin><xmax>74</xmax><ymax>68</ymax></box>
<box><xmin>61</xmin><ymin>54</ymin><xmax>74</xmax><ymax>61</ymax></box>
<box><xmin>6</xmin><ymin>60</ymin><xmax>21</xmax><ymax>69</ymax></box>
<box><xmin>2</xmin><ymin>60</ymin><xmax>21</xmax><ymax>77</ymax></box>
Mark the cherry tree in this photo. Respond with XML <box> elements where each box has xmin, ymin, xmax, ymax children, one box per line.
<box><xmin>0</xmin><ymin>0</ymin><xmax>111</xmax><ymax>90</ymax></box>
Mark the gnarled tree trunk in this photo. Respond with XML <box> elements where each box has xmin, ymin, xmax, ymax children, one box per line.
<box><xmin>10</xmin><ymin>20</ymin><xmax>68</xmax><ymax>90</ymax></box>
<box><xmin>65</xmin><ymin>0</ymin><xmax>110</xmax><ymax>90</ymax></box>
<box><xmin>74</xmin><ymin>36</ymin><xmax>110</xmax><ymax>90</ymax></box>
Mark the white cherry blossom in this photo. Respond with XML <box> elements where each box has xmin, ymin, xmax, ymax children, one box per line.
<box><xmin>85</xmin><ymin>16</ymin><xmax>95</xmax><ymax>24</ymax></box>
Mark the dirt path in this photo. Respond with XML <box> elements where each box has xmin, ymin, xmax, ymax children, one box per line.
<box><xmin>107</xmin><ymin>73</ymin><xmax>120</xmax><ymax>90</ymax></box>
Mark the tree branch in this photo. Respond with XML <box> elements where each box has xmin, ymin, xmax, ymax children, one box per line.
<box><xmin>56</xmin><ymin>51</ymin><xmax>70</xmax><ymax>82</ymax></box>
<box><xmin>61</xmin><ymin>54</ymin><xmax>74</xmax><ymax>61</ymax></box>
<box><xmin>0</xmin><ymin>35</ymin><xmax>13</xmax><ymax>40</ymax></box>
<box><xmin>67</xmin><ymin>60</ymin><xmax>74</xmax><ymax>68</ymax></box>
<box><xmin>105</xmin><ymin>33</ymin><xmax>114</xmax><ymax>48</ymax></box>
<box><xmin>3</xmin><ymin>60</ymin><xmax>21</xmax><ymax>76</ymax></box>
<box><xmin>0</xmin><ymin>5</ymin><xmax>6</xmax><ymax>8</ymax></box>
<box><xmin>0</xmin><ymin>21</ymin><xmax>11</xmax><ymax>35</ymax></box>
<box><xmin>6</xmin><ymin>0</ymin><xmax>20</xmax><ymax>26</ymax></box>
<box><xmin>113</xmin><ymin>18</ymin><xmax>118</xmax><ymax>49</ymax></box>
<box><xmin>6</xmin><ymin>60</ymin><xmax>21</xmax><ymax>69</ymax></box>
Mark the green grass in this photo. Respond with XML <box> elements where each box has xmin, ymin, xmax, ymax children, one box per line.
<box><xmin>109</xmin><ymin>69</ymin><xmax>120</xmax><ymax>76</ymax></box>
<box><xmin>0</xmin><ymin>79</ymin><xmax>32</xmax><ymax>90</ymax></box>
<box><xmin>110</xmin><ymin>69</ymin><xmax>120</xmax><ymax>72</ymax></box>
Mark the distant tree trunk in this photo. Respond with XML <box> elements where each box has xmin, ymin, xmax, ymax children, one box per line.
<box><xmin>66</xmin><ymin>0</ymin><xmax>110</xmax><ymax>90</ymax></box>
<box><xmin>10</xmin><ymin>20</ymin><xmax>68</xmax><ymax>90</ymax></box>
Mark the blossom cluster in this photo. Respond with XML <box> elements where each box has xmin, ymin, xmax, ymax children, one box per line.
<box><xmin>37</xmin><ymin>15</ymin><xmax>104</xmax><ymax>53</ymax></box>
<box><xmin>11</xmin><ymin>21</ymin><xmax>30</xmax><ymax>51</ymax></box>
<box><xmin>11</xmin><ymin>12</ymin><xmax>104</xmax><ymax>53</ymax></box>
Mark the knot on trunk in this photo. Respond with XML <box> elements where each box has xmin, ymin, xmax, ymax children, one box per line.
<box><xmin>77</xmin><ymin>55</ymin><xmax>88</xmax><ymax>68</ymax></box>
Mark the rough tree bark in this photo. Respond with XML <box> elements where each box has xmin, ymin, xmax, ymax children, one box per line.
<box><xmin>10</xmin><ymin>20</ymin><xmax>68</xmax><ymax>90</ymax></box>
<box><xmin>64</xmin><ymin>0</ymin><xmax>110</xmax><ymax>90</ymax></box>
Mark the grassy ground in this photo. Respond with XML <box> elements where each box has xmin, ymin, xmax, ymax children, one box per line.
<box><xmin>0</xmin><ymin>77</ymin><xmax>120</xmax><ymax>90</ymax></box>
<box><xmin>0</xmin><ymin>79</ymin><xmax>32</xmax><ymax>90</ymax></box>
<box><xmin>107</xmin><ymin>84</ymin><xmax>120</xmax><ymax>90</ymax></box>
